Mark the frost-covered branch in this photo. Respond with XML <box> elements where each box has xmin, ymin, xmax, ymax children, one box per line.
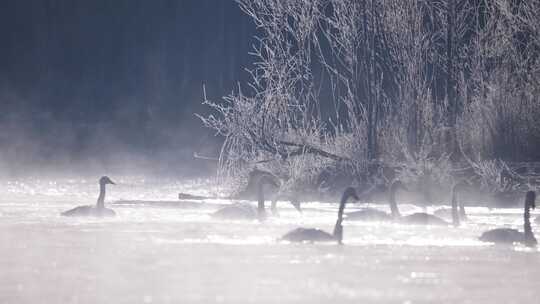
<box><xmin>198</xmin><ymin>0</ymin><xmax>540</xmax><ymax>197</ymax></box>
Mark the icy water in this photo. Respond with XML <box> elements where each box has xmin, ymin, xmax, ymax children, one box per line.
<box><xmin>0</xmin><ymin>177</ymin><xmax>539</xmax><ymax>303</ymax></box>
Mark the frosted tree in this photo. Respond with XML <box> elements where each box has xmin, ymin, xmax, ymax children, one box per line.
<box><xmin>455</xmin><ymin>0</ymin><xmax>540</xmax><ymax>191</ymax></box>
<box><xmin>200</xmin><ymin>0</ymin><xmax>540</xmax><ymax>196</ymax></box>
<box><xmin>200</xmin><ymin>0</ymin><xmax>342</xmax><ymax>193</ymax></box>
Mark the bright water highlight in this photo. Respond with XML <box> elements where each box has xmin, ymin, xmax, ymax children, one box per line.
<box><xmin>0</xmin><ymin>177</ymin><xmax>539</xmax><ymax>303</ymax></box>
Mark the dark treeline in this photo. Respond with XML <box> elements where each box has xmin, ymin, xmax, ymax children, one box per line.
<box><xmin>0</xmin><ymin>0</ymin><xmax>255</xmax><ymax>175</ymax></box>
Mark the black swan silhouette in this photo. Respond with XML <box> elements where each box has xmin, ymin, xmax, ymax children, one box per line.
<box><xmin>386</xmin><ymin>180</ymin><xmax>450</xmax><ymax>225</ymax></box>
<box><xmin>432</xmin><ymin>180</ymin><xmax>470</xmax><ymax>226</ymax></box>
<box><xmin>480</xmin><ymin>191</ymin><xmax>537</xmax><ymax>246</ymax></box>
<box><xmin>281</xmin><ymin>187</ymin><xmax>359</xmax><ymax>243</ymax></box>
<box><xmin>61</xmin><ymin>176</ymin><xmax>116</xmax><ymax>217</ymax></box>
<box><xmin>212</xmin><ymin>173</ymin><xmax>300</xmax><ymax>220</ymax></box>
<box><xmin>345</xmin><ymin>180</ymin><xmax>405</xmax><ymax>222</ymax></box>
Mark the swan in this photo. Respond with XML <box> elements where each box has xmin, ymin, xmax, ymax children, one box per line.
<box><xmin>345</xmin><ymin>181</ymin><xmax>404</xmax><ymax>222</ymax></box>
<box><xmin>432</xmin><ymin>180</ymin><xmax>470</xmax><ymax>225</ymax></box>
<box><xmin>212</xmin><ymin>174</ymin><xmax>299</xmax><ymax>220</ymax></box>
<box><xmin>385</xmin><ymin>180</ymin><xmax>450</xmax><ymax>225</ymax></box>
<box><xmin>61</xmin><ymin>176</ymin><xmax>116</xmax><ymax>217</ymax></box>
<box><xmin>270</xmin><ymin>196</ymin><xmax>301</xmax><ymax>216</ymax></box>
<box><xmin>280</xmin><ymin>187</ymin><xmax>359</xmax><ymax>243</ymax></box>
<box><xmin>238</xmin><ymin>169</ymin><xmax>302</xmax><ymax>215</ymax></box>
<box><xmin>479</xmin><ymin>191</ymin><xmax>537</xmax><ymax>246</ymax></box>
<box><xmin>113</xmin><ymin>199</ymin><xmax>204</xmax><ymax>209</ymax></box>
<box><xmin>178</xmin><ymin>169</ymin><xmax>303</xmax><ymax>213</ymax></box>
<box><xmin>345</xmin><ymin>179</ymin><xmax>448</xmax><ymax>225</ymax></box>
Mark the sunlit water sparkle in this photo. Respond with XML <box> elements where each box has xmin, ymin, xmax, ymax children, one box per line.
<box><xmin>1</xmin><ymin>177</ymin><xmax>539</xmax><ymax>303</ymax></box>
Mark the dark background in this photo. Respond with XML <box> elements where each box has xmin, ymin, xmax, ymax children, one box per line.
<box><xmin>0</xmin><ymin>0</ymin><xmax>256</xmax><ymax>177</ymax></box>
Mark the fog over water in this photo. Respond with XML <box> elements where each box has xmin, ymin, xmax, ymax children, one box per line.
<box><xmin>1</xmin><ymin>1</ymin><xmax>540</xmax><ymax>303</ymax></box>
<box><xmin>0</xmin><ymin>1</ymin><xmax>254</xmax><ymax>176</ymax></box>
<box><xmin>1</xmin><ymin>177</ymin><xmax>539</xmax><ymax>303</ymax></box>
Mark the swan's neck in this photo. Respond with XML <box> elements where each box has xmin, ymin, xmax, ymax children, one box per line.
<box><xmin>333</xmin><ymin>192</ymin><xmax>349</xmax><ymax>243</ymax></box>
<box><xmin>257</xmin><ymin>180</ymin><xmax>266</xmax><ymax>218</ymax></box>
<box><xmin>451</xmin><ymin>188</ymin><xmax>460</xmax><ymax>227</ymax></box>
<box><xmin>524</xmin><ymin>203</ymin><xmax>535</xmax><ymax>243</ymax></box>
<box><xmin>96</xmin><ymin>183</ymin><xmax>106</xmax><ymax>209</ymax></box>
<box><xmin>389</xmin><ymin>189</ymin><xmax>401</xmax><ymax>218</ymax></box>
<box><xmin>270</xmin><ymin>200</ymin><xmax>279</xmax><ymax>216</ymax></box>
<box><xmin>459</xmin><ymin>205</ymin><xmax>467</xmax><ymax>219</ymax></box>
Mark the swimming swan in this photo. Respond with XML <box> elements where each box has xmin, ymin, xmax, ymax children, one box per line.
<box><xmin>345</xmin><ymin>181</ymin><xmax>405</xmax><ymax>222</ymax></box>
<box><xmin>212</xmin><ymin>174</ymin><xmax>300</xmax><ymax>220</ymax></box>
<box><xmin>388</xmin><ymin>180</ymin><xmax>450</xmax><ymax>225</ymax></box>
<box><xmin>480</xmin><ymin>191</ymin><xmax>537</xmax><ymax>246</ymax></box>
<box><xmin>432</xmin><ymin>180</ymin><xmax>470</xmax><ymax>225</ymax></box>
<box><xmin>280</xmin><ymin>187</ymin><xmax>359</xmax><ymax>243</ymax></box>
<box><xmin>61</xmin><ymin>176</ymin><xmax>116</xmax><ymax>217</ymax></box>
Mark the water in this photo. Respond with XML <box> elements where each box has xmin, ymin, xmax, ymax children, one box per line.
<box><xmin>0</xmin><ymin>177</ymin><xmax>539</xmax><ymax>303</ymax></box>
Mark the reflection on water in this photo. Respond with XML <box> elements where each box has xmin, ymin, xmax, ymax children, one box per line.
<box><xmin>0</xmin><ymin>177</ymin><xmax>539</xmax><ymax>303</ymax></box>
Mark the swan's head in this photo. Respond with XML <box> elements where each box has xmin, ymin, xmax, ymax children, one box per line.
<box><xmin>526</xmin><ymin>191</ymin><xmax>536</xmax><ymax>209</ymax></box>
<box><xmin>99</xmin><ymin>176</ymin><xmax>116</xmax><ymax>186</ymax></box>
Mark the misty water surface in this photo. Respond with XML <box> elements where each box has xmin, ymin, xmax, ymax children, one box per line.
<box><xmin>0</xmin><ymin>177</ymin><xmax>539</xmax><ymax>303</ymax></box>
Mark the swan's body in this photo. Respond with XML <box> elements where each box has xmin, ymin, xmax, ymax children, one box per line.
<box><xmin>61</xmin><ymin>176</ymin><xmax>116</xmax><ymax>217</ymax></box>
<box><xmin>480</xmin><ymin>228</ymin><xmax>526</xmax><ymax>243</ymax></box>
<box><xmin>113</xmin><ymin>200</ymin><xmax>204</xmax><ymax>208</ymax></box>
<box><xmin>281</xmin><ymin>187</ymin><xmax>358</xmax><ymax>243</ymax></box>
<box><xmin>212</xmin><ymin>173</ymin><xmax>299</xmax><ymax>220</ymax></box>
<box><xmin>61</xmin><ymin>205</ymin><xmax>116</xmax><ymax>217</ymax></box>
<box><xmin>344</xmin><ymin>183</ymin><xmax>390</xmax><ymax>221</ymax></box>
<box><xmin>345</xmin><ymin>182</ymin><xmax>403</xmax><ymax>222</ymax></box>
<box><xmin>403</xmin><ymin>181</ymin><xmax>469</xmax><ymax>226</ymax></box>
<box><xmin>535</xmin><ymin>216</ymin><xmax>540</xmax><ymax>225</ymax></box>
<box><xmin>433</xmin><ymin>206</ymin><xmax>467</xmax><ymax>220</ymax></box>
<box><xmin>480</xmin><ymin>191</ymin><xmax>537</xmax><ymax>246</ymax></box>
<box><xmin>346</xmin><ymin>208</ymin><xmax>392</xmax><ymax>221</ymax></box>
<box><xmin>387</xmin><ymin>180</ymin><xmax>467</xmax><ymax>226</ymax></box>
<box><xmin>281</xmin><ymin>228</ymin><xmax>336</xmax><ymax>242</ymax></box>
<box><xmin>212</xmin><ymin>203</ymin><xmax>259</xmax><ymax>220</ymax></box>
<box><xmin>399</xmin><ymin>213</ymin><xmax>449</xmax><ymax>225</ymax></box>
<box><xmin>177</xmin><ymin>169</ymin><xmax>304</xmax><ymax>212</ymax></box>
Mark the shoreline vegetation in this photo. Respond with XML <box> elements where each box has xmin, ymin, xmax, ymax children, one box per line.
<box><xmin>198</xmin><ymin>1</ymin><xmax>540</xmax><ymax>206</ymax></box>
